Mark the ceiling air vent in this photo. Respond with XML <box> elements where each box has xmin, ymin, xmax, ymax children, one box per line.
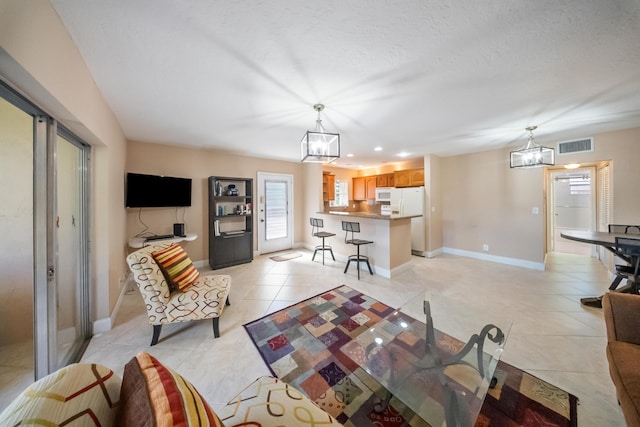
<box><xmin>557</xmin><ymin>138</ymin><xmax>593</xmax><ymax>155</ymax></box>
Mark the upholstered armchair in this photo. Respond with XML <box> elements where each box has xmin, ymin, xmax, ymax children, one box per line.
<box><xmin>603</xmin><ymin>292</ymin><xmax>640</xmax><ymax>427</ymax></box>
<box><xmin>126</xmin><ymin>243</ymin><xmax>231</xmax><ymax>346</ymax></box>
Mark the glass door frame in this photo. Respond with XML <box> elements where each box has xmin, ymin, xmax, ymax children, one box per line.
<box><xmin>53</xmin><ymin>126</ymin><xmax>92</xmax><ymax>370</ymax></box>
<box><xmin>1</xmin><ymin>80</ymin><xmax>92</xmax><ymax>378</ymax></box>
<box><xmin>256</xmin><ymin>172</ymin><xmax>294</xmax><ymax>254</ymax></box>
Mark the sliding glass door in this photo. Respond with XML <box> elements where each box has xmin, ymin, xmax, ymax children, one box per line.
<box><xmin>55</xmin><ymin>131</ymin><xmax>91</xmax><ymax>368</ymax></box>
<box><xmin>0</xmin><ymin>95</ymin><xmax>36</xmax><ymax>398</ymax></box>
<box><xmin>0</xmin><ymin>81</ymin><xmax>91</xmax><ymax>384</ymax></box>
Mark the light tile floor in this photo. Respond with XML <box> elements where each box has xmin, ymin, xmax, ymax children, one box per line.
<box><xmin>1</xmin><ymin>250</ymin><xmax>626</xmax><ymax>425</ymax></box>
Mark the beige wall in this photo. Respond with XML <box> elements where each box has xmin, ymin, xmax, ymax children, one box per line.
<box><xmin>424</xmin><ymin>155</ymin><xmax>443</xmax><ymax>255</ymax></box>
<box><xmin>126</xmin><ymin>141</ymin><xmax>320</xmax><ymax>262</ymax></box>
<box><xmin>442</xmin><ymin>149</ymin><xmax>546</xmax><ymax>263</ymax></box>
<box><xmin>0</xmin><ymin>0</ymin><xmax>128</xmax><ymax>324</ymax></box>
<box><xmin>439</xmin><ymin>127</ymin><xmax>640</xmax><ymax>265</ymax></box>
<box><xmin>554</xmin><ymin>127</ymin><xmax>640</xmax><ymax>225</ymax></box>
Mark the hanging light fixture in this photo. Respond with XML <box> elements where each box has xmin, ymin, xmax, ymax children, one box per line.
<box><xmin>510</xmin><ymin>126</ymin><xmax>555</xmax><ymax>168</ymax></box>
<box><xmin>301</xmin><ymin>103</ymin><xmax>340</xmax><ymax>163</ymax></box>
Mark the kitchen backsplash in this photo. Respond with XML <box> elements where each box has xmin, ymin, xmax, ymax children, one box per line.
<box><xmin>323</xmin><ymin>200</ymin><xmax>388</xmax><ymax>213</ymax></box>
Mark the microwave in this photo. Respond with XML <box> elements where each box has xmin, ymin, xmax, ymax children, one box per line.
<box><xmin>375</xmin><ymin>187</ymin><xmax>393</xmax><ymax>202</ymax></box>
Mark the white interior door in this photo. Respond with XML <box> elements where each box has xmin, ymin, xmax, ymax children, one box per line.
<box><xmin>257</xmin><ymin>172</ymin><xmax>294</xmax><ymax>254</ymax></box>
<box><xmin>551</xmin><ymin>168</ymin><xmax>595</xmax><ymax>255</ymax></box>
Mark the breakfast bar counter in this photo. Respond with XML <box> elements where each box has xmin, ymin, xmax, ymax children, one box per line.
<box><xmin>315</xmin><ymin>211</ymin><xmax>420</xmax><ymax>278</ymax></box>
<box><xmin>321</xmin><ymin>210</ymin><xmax>422</xmax><ymax>221</ymax></box>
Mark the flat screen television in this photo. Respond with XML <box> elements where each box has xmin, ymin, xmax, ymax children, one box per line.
<box><xmin>125</xmin><ymin>173</ymin><xmax>192</xmax><ymax>208</ymax></box>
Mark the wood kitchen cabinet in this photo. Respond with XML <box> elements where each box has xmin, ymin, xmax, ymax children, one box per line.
<box><xmin>323</xmin><ymin>172</ymin><xmax>335</xmax><ymax>201</ymax></box>
<box><xmin>394</xmin><ymin>168</ymin><xmax>424</xmax><ymax>187</ymax></box>
<box><xmin>376</xmin><ymin>173</ymin><xmax>394</xmax><ymax>187</ymax></box>
<box><xmin>352</xmin><ymin>177</ymin><xmax>366</xmax><ymax>200</ymax></box>
<box><xmin>365</xmin><ymin>176</ymin><xmax>377</xmax><ymax>199</ymax></box>
<box><xmin>409</xmin><ymin>168</ymin><xmax>424</xmax><ymax>186</ymax></box>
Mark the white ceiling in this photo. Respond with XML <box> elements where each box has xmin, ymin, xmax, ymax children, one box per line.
<box><xmin>50</xmin><ymin>1</ymin><xmax>640</xmax><ymax>169</ymax></box>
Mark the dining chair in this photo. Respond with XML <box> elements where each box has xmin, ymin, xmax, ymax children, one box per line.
<box><xmin>609</xmin><ymin>225</ymin><xmax>640</xmax><ymax>291</ymax></box>
<box><xmin>609</xmin><ymin>224</ymin><xmax>640</xmax><ymax>234</ymax></box>
<box><xmin>614</xmin><ymin>237</ymin><xmax>640</xmax><ymax>294</ymax></box>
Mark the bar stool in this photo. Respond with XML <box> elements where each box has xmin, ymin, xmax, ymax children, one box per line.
<box><xmin>310</xmin><ymin>218</ymin><xmax>335</xmax><ymax>265</ymax></box>
<box><xmin>342</xmin><ymin>221</ymin><xmax>374</xmax><ymax>279</ymax></box>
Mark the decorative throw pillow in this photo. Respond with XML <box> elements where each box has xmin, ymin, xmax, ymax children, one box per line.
<box><xmin>0</xmin><ymin>363</ymin><xmax>120</xmax><ymax>426</ymax></box>
<box><xmin>151</xmin><ymin>243</ymin><xmax>200</xmax><ymax>291</ymax></box>
<box><xmin>117</xmin><ymin>352</ymin><xmax>222</xmax><ymax>426</ymax></box>
<box><xmin>217</xmin><ymin>376</ymin><xmax>344</xmax><ymax>426</ymax></box>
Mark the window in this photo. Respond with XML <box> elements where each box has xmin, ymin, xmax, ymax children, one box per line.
<box><xmin>330</xmin><ymin>179</ymin><xmax>348</xmax><ymax>207</ymax></box>
<box><xmin>569</xmin><ymin>175</ymin><xmax>590</xmax><ymax>195</ymax></box>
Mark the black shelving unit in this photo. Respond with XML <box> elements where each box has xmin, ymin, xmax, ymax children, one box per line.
<box><xmin>208</xmin><ymin>176</ymin><xmax>253</xmax><ymax>269</ymax></box>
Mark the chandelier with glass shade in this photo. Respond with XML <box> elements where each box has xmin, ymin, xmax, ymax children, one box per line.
<box><xmin>300</xmin><ymin>104</ymin><xmax>340</xmax><ymax>163</ymax></box>
<box><xmin>510</xmin><ymin>126</ymin><xmax>555</xmax><ymax>168</ymax></box>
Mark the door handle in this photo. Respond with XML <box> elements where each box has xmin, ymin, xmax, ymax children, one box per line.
<box><xmin>260</xmin><ymin>219</ymin><xmax>265</xmax><ymax>222</ymax></box>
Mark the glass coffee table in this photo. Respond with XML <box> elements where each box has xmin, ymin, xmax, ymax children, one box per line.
<box><xmin>340</xmin><ymin>292</ymin><xmax>511</xmax><ymax>427</ymax></box>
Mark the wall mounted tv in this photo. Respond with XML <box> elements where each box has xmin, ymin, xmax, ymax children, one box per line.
<box><xmin>125</xmin><ymin>173</ymin><xmax>192</xmax><ymax>208</ymax></box>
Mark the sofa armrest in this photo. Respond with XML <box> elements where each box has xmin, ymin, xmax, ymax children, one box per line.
<box><xmin>603</xmin><ymin>292</ymin><xmax>640</xmax><ymax>345</ymax></box>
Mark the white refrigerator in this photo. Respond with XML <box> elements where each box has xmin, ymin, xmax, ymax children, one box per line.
<box><xmin>390</xmin><ymin>186</ymin><xmax>426</xmax><ymax>256</ymax></box>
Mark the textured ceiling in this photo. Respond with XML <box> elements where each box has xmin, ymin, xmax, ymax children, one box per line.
<box><xmin>50</xmin><ymin>0</ymin><xmax>640</xmax><ymax>169</ymax></box>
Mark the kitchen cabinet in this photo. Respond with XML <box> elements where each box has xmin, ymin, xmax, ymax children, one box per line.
<box><xmin>376</xmin><ymin>173</ymin><xmax>394</xmax><ymax>187</ymax></box>
<box><xmin>323</xmin><ymin>172</ymin><xmax>335</xmax><ymax>201</ymax></box>
<box><xmin>365</xmin><ymin>176</ymin><xmax>377</xmax><ymax>199</ymax></box>
<box><xmin>208</xmin><ymin>176</ymin><xmax>253</xmax><ymax>269</ymax></box>
<box><xmin>353</xmin><ymin>177</ymin><xmax>366</xmax><ymax>200</ymax></box>
<box><xmin>394</xmin><ymin>168</ymin><xmax>424</xmax><ymax>187</ymax></box>
<box><xmin>410</xmin><ymin>168</ymin><xmax>425</xmax><ymax>186</ymax></box>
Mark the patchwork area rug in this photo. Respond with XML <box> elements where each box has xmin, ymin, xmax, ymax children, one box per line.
<box><xmin>244</xmin><ymin>285</ymin><xmax>578</xmax><ymax>427</ymax></box>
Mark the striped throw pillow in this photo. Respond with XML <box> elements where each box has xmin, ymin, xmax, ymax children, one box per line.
<box><xmin>152</xmin><ymin>244</ymin><xmax>200</xmax><ymax>291</ymax></box>
<box><xmin>117</xmin><ymin>352</ymin><xmax>222</xmax><ymax>426</ymax></box>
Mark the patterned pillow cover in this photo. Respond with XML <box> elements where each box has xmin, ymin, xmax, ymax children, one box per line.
<box><xmin>151</xmin><ymin>243</ymin><xmax>200</xmax><ymax>291</ymax></box>
<box><xmin>218</xmin><ymin>376</ymin><xmax>344</xmax><ymax>426</ymax></box>
<box><xmin>0</xmin><ymin>363</ymin><xmax>120</xmax><ymax>426</ymax></box>
<box><xmin>117</xmin><ymin>352</ymin><xmax>222</xmax><ymax>426</ymax></box>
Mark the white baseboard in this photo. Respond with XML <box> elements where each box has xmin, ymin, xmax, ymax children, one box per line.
<box><xmin>93</xmin><ymin>276</ymin><xmax>131</xmax><ymax>334</ymax></box>
<box><xmin>442</xmin><ymin>247</ymin><xmax>545</xmax><ymax>271</ymax></box>
<box><xmin>375</xmin><ymin>260</ymin><xmax>413</xmax><ymax>279</ymax></box>
<box><xmin>425</xmin><ymin>247</ymin><xmax>443</xmax><ymax>258</ymax></box>
<box><xmin>193</xmin><ymin>259</ymin><xmax>209</xmax><ymax>269</ymax></box>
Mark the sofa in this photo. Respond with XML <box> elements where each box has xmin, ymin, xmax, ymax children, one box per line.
<box><xmin>603</xmin><ymin>292</ymin><xmax>640</xmax><ymax>427</ymax></box>
<box><xmin>0</xmin><ymin>351</ymin><xmax>343</xmax><ymax>426</ymax></box>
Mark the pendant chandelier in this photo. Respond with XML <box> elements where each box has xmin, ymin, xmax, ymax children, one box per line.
<box><xmin>510</xmin><ymin>126</ymin><xmax>555</xmax><ymax>168</ymax></box>
<box><xmin>300</xmin><ymin>104</ymin><xmax>340</xmax><ymax>163</ymax></box>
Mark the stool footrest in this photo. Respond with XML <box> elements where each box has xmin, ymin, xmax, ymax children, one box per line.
<box><xmin>315</xmin><ymin>245</ymin><xmax>333</xmax><ymax>251</ymax></box>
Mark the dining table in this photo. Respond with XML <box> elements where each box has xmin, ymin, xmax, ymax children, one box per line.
<box><xmin>560</xmin><ymin>230</ymin><xmax>639</xmax><ymax>308</ymax></box>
